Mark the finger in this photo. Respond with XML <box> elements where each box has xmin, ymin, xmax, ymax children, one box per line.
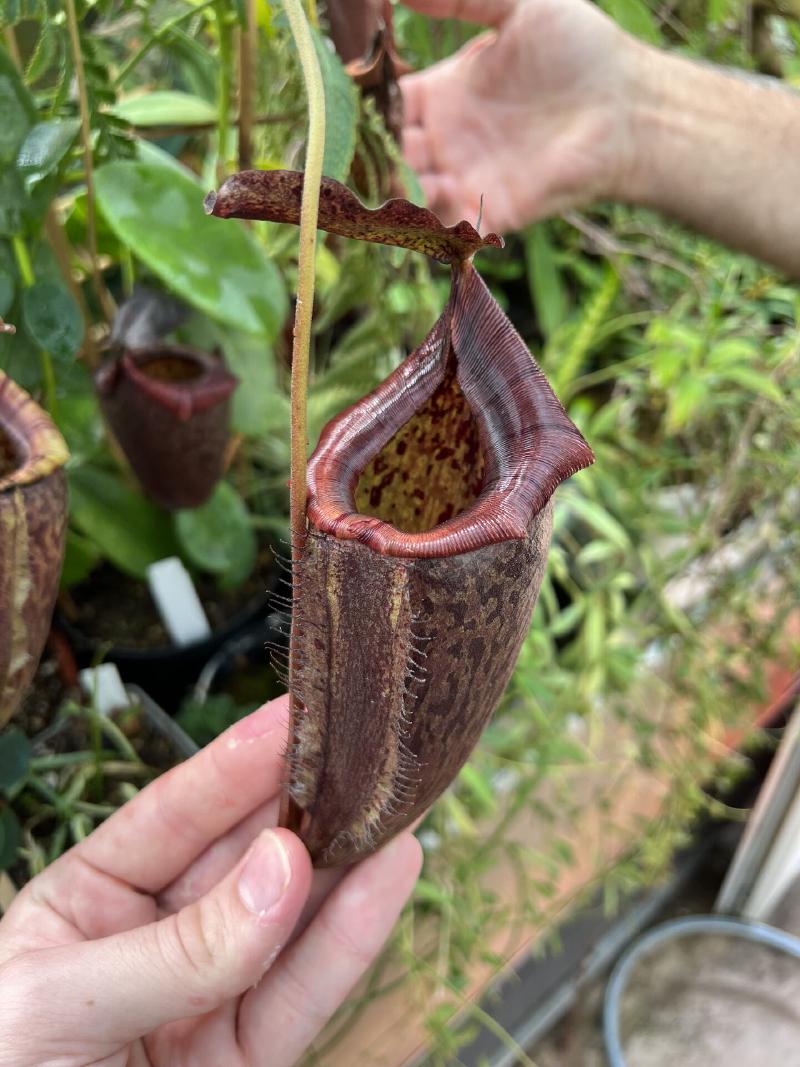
<box><xmin>72</xmin><ymin>696</ymin><xmax>290</xmax><ymax>894</ymax></box>
<box><xmin>400</xmin><ymin>0</ymin><xmax>516</xmax><ymax>27</ymax></box>
<box><xmin>400</xmin><ymin>69</ymin><xmax>427</xmax><ymax>126</ymax></box>
<box><xmin>402</xmin><ymin>124</ymin><xmax>435</xmax><ymax>174</ymax></box>
<box><xmin>1</xmin><ymin>829</ymin><xmax>312</xmax><ymax>1055</ymax></box>
<box><xmin>160</xmin><ymin>794</ymin><xmax>347</xmax><ymax>938</ymax></box>
<box><xmin>159</xmin><ymin>795</ymin><xmax>280</xmax><ymax>913</ymax></box>
<box><xmin>238</xmin><ymin>832</ymin><xmax>423</xmax><ymax>1066</ymax></box>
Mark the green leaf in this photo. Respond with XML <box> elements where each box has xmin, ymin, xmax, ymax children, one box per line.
<box><xmin>0</xmin><ymin>167</ymin><xmax>27</xmax><ymax>237</ymax></box>
<box><xmin>707</xmin><ymin>0</ymin><xmax>736</xmax><ymax>27</ymax></box>
<box><xmin>667</xmin><ymin>376</ymin><xmax>708</xmax><ymax>430</ymax></box>
<box><xmin>25</xmin><ymin>19</ymin><xmax>58</xmax><ymax>85</ymax></box>
<box><xmin>706</xmin><ymin>337</ymin><xmax>757</xmax><ymax>368</ymax></box>
<box><xmin>548</xmin><ymin>600</ymin><xmax>586</xmax><ymax>638</ymax></box>
<box><xmin>0</xmin><ymin>806</ymin><xmax>21</xmax><ymax>870</ymax></box>
<box><xmin>60</xmin><ymin>528</ymin><xmax>102</xmax><ymax>588</ymax></box>
<box><xmin>312</xmin><ymin>29</ymin><xmax>358</xmax><ymax>182</ymax></box>
<box><xmin>0</xmin><ymin>728</ymin><xmax>31</xmax><ymax>790</ymax></box>
<box><xmin>564</xmin><ymin>493</ymin><xmax>631</xmax><ymax>549</ymax></box>
<box><xmin>525</xmin><ymin>223</ymin><xmax>568</xmax><ymax>340</ymax></box>
<box><xmin>0</xmin><ymin>46</ymin><xmax>35</xmax><ymax>166</ymax></box>
<box><xmin>583</xmin><ymin>598</ymin><xmax>606</xmax><ymax>663</ymax></box>
<box><xmin>0</xmin><ymin>241</ymin><xmax>14</xmax><ymax>317</ymax></box>
<box><xmin>112</xmin><ymin>91</ymin><xmax>219</xmax><ymax>128</ymax></box>
<box><xmin>53</xmin><ymin>383</ymin><xmax>103</xmax><ymax>460</ymax></box>
<box><xmin>94</xmin><ymin>158</ymin><xmax>287</xmax><ymax>338</ymax></box>
<box><xmin>576</xmin><ymin>540</ymin><xmax>619</xmax><ymax>567</ymax></box>
<box><xmin>174</xmin><ymin>481</ymin><xmax>256</xmax><ymax>588</ymax></box>
<box><xmin>457</xmin><ymin>763</ymin><xmax>496</xmax><ymax>814</ymax></box>
<box><xmin>601</xmin><ymin>0</ymin><xmax>662</xmax><ymax>43</ymax></box>
<box><xmin>68</xmin><ymin>465</ymin><xmax>180</xmax><ymax>580</ymax></box>
<box><xmin>16</xmin><ymin>118</ymin><xmax>80</xmax><ymax>190</ymax></box>
<box><xmin>22</xmin><ymin>280</ymin><xmax>83</xmax><ymax>360</ymax></box>
<box><xmin>650</xmin><ymin>347</ymin><xmax>685</xmax><ymax>389</ymax></box>
<box><xmin>717</xmin><ymin>366</ymin><xmax>784</xmax><ymax>403</ymax></box>
<box><xmin>223</xmin><ymin>333</ymin><xmax>277</xmax><ymax>435</ymax></box>
<box><xmin>414</xmin><ymin>878</ymin><xmax>450</xmax><ymax>906</ymax></box>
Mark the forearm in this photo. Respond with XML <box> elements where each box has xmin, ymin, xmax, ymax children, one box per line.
<box><xmin>621</xmin><ymin>44</ymin><xmax>800</xmax><ymax>279</ymax></box>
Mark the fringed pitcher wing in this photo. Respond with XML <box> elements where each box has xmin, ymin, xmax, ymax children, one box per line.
<box><xmin>291</xmin><ymin>264</ymin><xmax>592</xmax><ymax>865</ymax></box>
<box><xmin>205</xmin><ymin>169</ymin><xmax>594</xmax><ymax>866</ymax></box>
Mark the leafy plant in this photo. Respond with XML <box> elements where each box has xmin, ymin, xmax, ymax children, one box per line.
<box><xmin>0</xmin><ymin>3</ymin><xmax>798</xmax><ymax>1063</ymax></box>
<box><xmin>0</xmin><ymin>697</ymin><xmax>165</xmax><ymax>880</ymax></box>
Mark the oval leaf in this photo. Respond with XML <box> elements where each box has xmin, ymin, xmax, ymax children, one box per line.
<box><xmin>22</xmin><ymin>279</ymin><xmax>83</xmax><ymax>361</ymax></box>
<box><xmin>174</xmin><ymin>480</ymin><xmax>257</xmax><ymax>588</ymax></box>
<box><xmin>95</xmin><ymin>158</ymin><xmax>287</xmax><ymax>338</ymax></box>
<box><xmin>17</xmin><ymin>118</ymin><xmax>81</xmax><ymax>190</ymax></box>
<box><xmin>0</xmin><ymin>47</ymin><xmax>35</xmax><ymax>166</ymax></box>
<box><xmin>68</xmin><ymin>465</ymin><xmax>181</xmax><ymax>580</ymax></box>
<box><xmin>312</xmin><ymin>29</ymin><xmax>358</xmax><ymax>182</ymax></box>
<box><xmin>112</xmin><ymin>91</ymin><xmax>219</xmax><ymax>128</ymax></box>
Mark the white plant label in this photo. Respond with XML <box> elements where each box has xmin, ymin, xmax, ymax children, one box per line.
<box><xmin>146</xmin><ymin>556</ymin><xmax>212</xmax><ymax>647</ymax></box>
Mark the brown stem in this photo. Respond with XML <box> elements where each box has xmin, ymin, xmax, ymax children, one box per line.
<box><xmin>238</xmin><ymin>0</ymin><xmax>257</xmax><ymax>171</ymax></box>
<box><xmin>64</xmin><ymin>0</ymin><xmax>116</xmax><ymax>325</ymax></box>
<box><xmin>44</xmin><ymin>209</ymin><xmax>100</xmax><ymax>369</ymax></box>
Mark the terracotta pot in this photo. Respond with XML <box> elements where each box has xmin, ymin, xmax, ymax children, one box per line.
<box><xmin>0</xmin><ymin>371</ymin><xmax>69</xmax><ymax>725</ymax></box>
<box><xmin>95</xmin><ymin>345</ymin><xmax>238</xmax><ymax>511</ymax></box>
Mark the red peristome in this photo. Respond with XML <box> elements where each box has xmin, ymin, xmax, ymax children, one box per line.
<box><xmin>205</xmin><ymin>170</ymin><xmax>503</xmax><ymax>264</ymax></box>
<box><xmin>0</xmin><ymin>372</ymin><xmax>69</xmax><ymax>490</ymax></box>
<box><xmin>95</xmin><ymin>347</ymin><xmax>236</xmax><ymax>422</ymax></box>
<box><xmin>306</xmin><ymin>262</ymin><xmax>594</xmax><ymax>558</ymax></box>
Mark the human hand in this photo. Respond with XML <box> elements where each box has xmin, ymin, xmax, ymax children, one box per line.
<box><xmin>0</xmin><ymin>696</ymin><xmax>422</xmax><ymax>1067</ymax></box>
<box><xmin>401</xmin><ymin>0</ymin><xmax>642</xmax><ymax>233</ymax></box>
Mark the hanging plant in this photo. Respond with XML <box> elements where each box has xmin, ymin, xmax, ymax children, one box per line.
<box><xmin>95</xmin><ymin>345</ymin><xmax>238</xmax><ymax>511</ymax></box>
<box><xmin>0</xmin><ymin>365</ymin><xmax>69</xmax><ymax>725</ymax></box>
<box><xmin>207</xmin><ymin>170</ymin><xmax>594</xmax><ymax>867</ymax></box>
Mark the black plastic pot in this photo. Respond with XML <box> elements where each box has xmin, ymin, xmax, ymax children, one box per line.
<box><xmin>192</xmin><ymin>625</ymin><xmax>286</xmax><ymax>708</ymax></box>
<box><xmin>56</xmin><ymin>585</ymin><xmax>281</xmax><ymax>713</ymax></box>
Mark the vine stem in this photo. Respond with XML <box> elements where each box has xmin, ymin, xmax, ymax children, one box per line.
<box><xmin>215</xmin><ymin>0</ymin><xmax>234</xmax><ymax>181</ymax></box>
<box><xmin>238</xmin><ymin>0</ymin><xmax>257</xmax><ymax>171</ymax></box>
<box><xmin>64</xmin><ymin>0</ymin><xmax>115</xmax><ymax>325</ymax></box>
<box><xmin>279</xmin><ymin>0</ymin><xmax>326</xmax><ymax>833</ymax></box>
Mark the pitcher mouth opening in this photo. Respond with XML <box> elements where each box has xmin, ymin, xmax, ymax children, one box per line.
<box><xmin>136</xmin><ymin>352</ymin><xmax>205</xmax><ymax>384</ymax></box>
<box><xmin>0</xmin><ymin>425</ymin><xmax>22</xmax><ymax>482</ymax></box>
<box><xmin>353</xmin><ymin>358</ymin><xmax>486</xmax><ymax>535</ymax></box>
<box><xmin>306</xmin><ymin>266</ymin><xmax>594</xmax><ymax>560</ymax></box>
<box><xmin>0</xmin><ymin>374</ymin><xmax>69</xmax><ymax>494</ymax></box>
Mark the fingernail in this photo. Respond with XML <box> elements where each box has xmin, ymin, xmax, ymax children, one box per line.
<box><xmin>238</xmin><ymin>831</ymin><xmax>292</xmax><ymax>921</ymax></box>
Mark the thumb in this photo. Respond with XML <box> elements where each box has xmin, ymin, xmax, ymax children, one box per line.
<box><xmin>10</xmin><ymin>829</ymin><xmax>312</xmax><ymax>1051</ymax></box>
